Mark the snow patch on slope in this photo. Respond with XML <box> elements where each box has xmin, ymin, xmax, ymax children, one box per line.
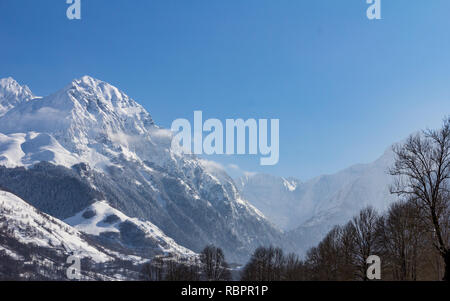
<box><xmin>0</xmin><ymin>190</ymin><xmax>112</xmax><ymax>262</ymax></box>
<box><xmin>282</xmin><ymin>177</ymin><xmax>298</xmax><ymax>192</ymax></box>
<box><xmin>0</xmin><ymin>132</ymin><xmax>80</xmax><ymax>168</ymax></box>
<box><xmin>65</xmin><ymin>201</ymin><xmax>196</xmax><ymax>258</ymax></box>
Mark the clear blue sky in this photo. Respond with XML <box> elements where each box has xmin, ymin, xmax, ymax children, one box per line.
<box><xmin>1</xmin><ymin>0</ymin><xmax>450</xmax><ymax>180</ymax></box>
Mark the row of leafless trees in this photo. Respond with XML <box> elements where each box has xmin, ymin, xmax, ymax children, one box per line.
<box><xmin>305</xmin><ymin>204</ymin><xmax>445</xmax><ymax>280</ymax></box>
<box><xmin>240</xmin><ymin>246</ymin><xmax>306</xmax><ymax>280</ymax></box>
<box><xmin>241</xmin><ymin>202</ymin><xmax>445</xmax><ymax>280</ymax></box>
<box><xmin>141</xmin><ymin>245</ymin><xmax>231</xmax><ymax>281</ymax></box>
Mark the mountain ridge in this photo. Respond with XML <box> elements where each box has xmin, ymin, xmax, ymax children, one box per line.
<box><xmin>0</xmin><ymin>76</ymin><xmax>287</xmax><ymax>263</ymax></box>
<box><xmin>237</xmin><ymin>146</ymin><xmax>397</xmax><ymax>254</ymax></box>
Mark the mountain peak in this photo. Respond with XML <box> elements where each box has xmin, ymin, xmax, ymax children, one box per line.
<box><xmin>65</xmin><ymin>76</ymin><xmax>155</xmax><ymax>127</ymax></box>
<box><xmin>0</xmin><ymin>76</ymin><xmax>16</xmax><ymax>85</ymax></box>
<box><xmin>0</xmin><ymin>76</ymin><xmax>19</xmax><ymax>86</ymax></box>
<box><xmin>80</xmin><ymin>74</ymin><xmax>97</xmax><ymax>82</ymax></box>
<box><xmin>0</xmin><ymin>77</ymin><xmax>33</xmax><ymax>95</ymax></box>
<box><xmin>65</xmin><ymin>75</ymin><xmax>142</xmax><ymax>110</ymax></box>
<box><xmin>71</xmin><ymin>75</ymin><xmax>103</xmax><ymax>89</ymax></box>
<box><xmin>0</xmin><ymin>75</ymin><xmax>156</xmax><ymax>166</ymax></box>
<box><xmin>0</xmin><ymin>77</ymin><xmax>34</xmax><ymax>116</ymax></box>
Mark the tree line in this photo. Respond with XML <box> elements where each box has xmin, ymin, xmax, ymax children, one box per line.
<box><xmin>240</xmin><ymin>203</ymin><xmax>444</xmax><ymax>281</ymax></box>
<box><xmin>140</xmin><ymin>245</ymin><xmax>232</xmax><ymax>281</ymax></box>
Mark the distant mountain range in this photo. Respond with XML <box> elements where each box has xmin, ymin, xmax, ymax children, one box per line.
<box><xmin>236</xmin><ymin>147</ymin><xmax>397</xmax><ymax>253</ymax></box>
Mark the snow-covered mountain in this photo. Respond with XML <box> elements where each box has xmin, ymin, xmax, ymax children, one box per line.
<box><xmin>0</xmin><ymin>190</ymin><xmax>111</xmax><ymax>263</ymax></box>
<box><xmin>0</xmin><ymin>76</ymin><xmax>286</xmax><ymax>264</ymax></box>
<box><xmin>0</xmin><ymin>75</ymin><xmax>156</xmax><ymax>169</ymax></box>
<box><xmin>0</xmin><ymin>77</ymin><xmax>35</xmax><ymax>117</ymax></box>
<box><xmin>235</xmin><ymin>175</ymin><xmax>302</xmax><ymax>230</ymax></box>
<box><xmin>238</xmin><ymin>148</ymin><xmax>397</xmax><ymax>254</ymax></box>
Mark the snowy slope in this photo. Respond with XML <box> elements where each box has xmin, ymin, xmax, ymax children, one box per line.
<box><xmin>65</xmin><ymin>201</ymin><xmax>196</xmax><ymax>258</ymax></box>
<box><xmin>0</xmin><ymin>132</ymin><xmax>80</xmax><ymax>168</ymax></box>
<box><xmin>0</xmin><ymin>190</ymin><xmax>111</xmax><ymax>263</ymax></box>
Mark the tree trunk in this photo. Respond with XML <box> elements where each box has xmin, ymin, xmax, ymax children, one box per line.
<box><xmin>443</xmin><ymin>250</ymin><xmax>450</xmax><ymax>281</ymax></box>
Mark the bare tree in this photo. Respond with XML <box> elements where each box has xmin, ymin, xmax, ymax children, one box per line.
<box><xmin>284</xmin><ymin>253</ymin><xmax>306</xmax><ymax>280</ymax></box>
<box><xmin>339</xmin><ymin>222</ymin><xmax>357</xmax><ymax>280</ymax></box>
<box><xmin>240</xmin><ymin>246</ymin><xmax>285</xmax><ymax>281</ymax></box>
<box><xmin>376</xmin><ymin>201</ymin><xmax>428</xmax><ymax>280</ymax></box>
<box><xmin>164</xmin><ymin>259</ymin><xmax>201</xmax><ymax>281</ymax></box>
<box><xmin>303</xmin><ymin>222</ymin><xmax>359</xmax><ymax>280</ymax></box>
<box><xmin>390</xmin><ymin>117</ymin><xmax>450</xmax><ymax>281</ymax></box>
<box><xmin>316</xmin><ymin>226</ymin><xmax>344</xmax><ymax>280</ymax></box>
<box><xmin>141</xmin><ymin>256</ymin><xmax>165</xmax><ymax>281</ymax></box>
<box><xmin>200</xmin><ymin>245</ymin><xmax>231</xmax><ymax>281</ymax></box>
<box><xmin>351</xmin><ymin>207</ymin><xmax>379</xmax><ymax>280</ymax></box>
